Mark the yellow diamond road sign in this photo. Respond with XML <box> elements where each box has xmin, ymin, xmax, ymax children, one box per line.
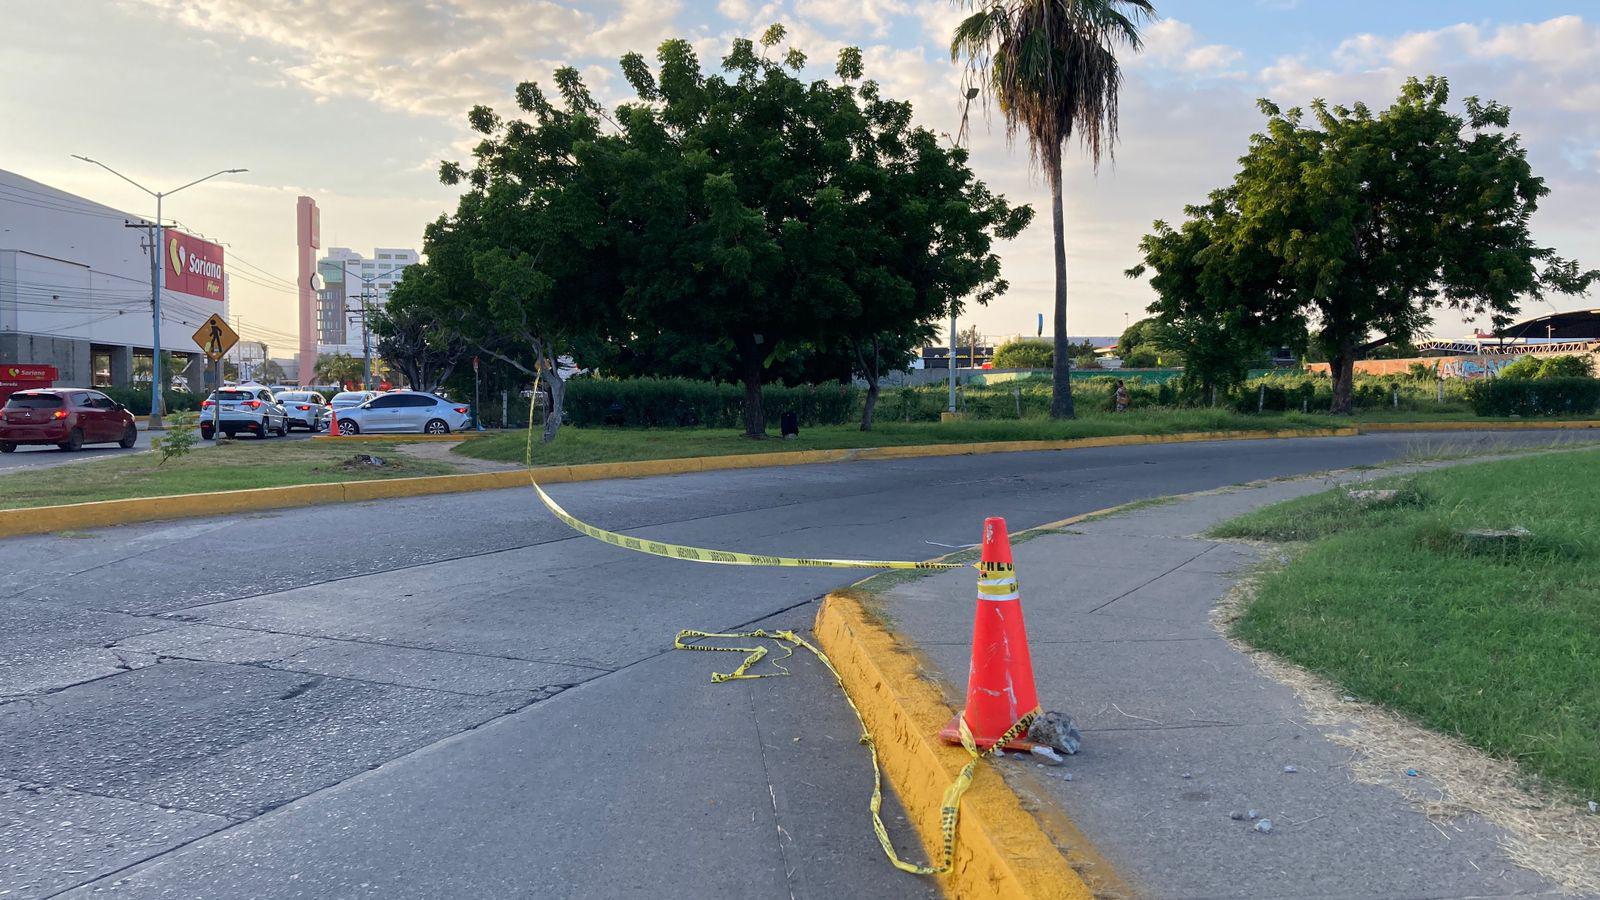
<box><xmin>193</xmin><ymin>314</ymin><xmax>239</xmax><ymax>362</ymax></box>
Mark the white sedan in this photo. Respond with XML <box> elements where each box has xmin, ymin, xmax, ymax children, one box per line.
<box><xmin>332</xmin><ymin>391</ymin><xmax>471</xmax><ymax>435</ymax></box>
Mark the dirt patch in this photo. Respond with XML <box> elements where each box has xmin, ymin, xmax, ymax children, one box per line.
<box><xmin>1212</xmin><ymin>570</ymin><xmax>1600</xmax><ymax>894</ymax></box>
<box><xmin>393</xmin><ymin>440</ymin><xmax>521</xmax><ymax>473</ymax></box>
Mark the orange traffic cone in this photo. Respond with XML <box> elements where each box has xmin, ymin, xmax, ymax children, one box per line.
<box><xmin>941</xmin><ymin>516</ymin><xmax>1044</xmax><ymax>751</ymax></box>
<box><xmin>329</xmin><ymin>406</ymin><xmax>340</xmax><ymax>436</ymax></box>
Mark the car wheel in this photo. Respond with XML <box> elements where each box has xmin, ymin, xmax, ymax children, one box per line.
<box><xmin>340</xmin><ymin>420</ymin><xmax>360</xmax><ymax>435</ymax></box>
<box><xmin>119</xmin><ymin>423</ymin><xmax>138</xmax><ymax>449</ymax></box>
<box><xmin>0</xmin><ymin>441</ymin><xmax>15</xmax><ymax>453</ymax></box>
<box><xmin>58</xmin><ymin>428</ymin><xmax>85</xmax><ymax>452</ymax></box>
<box><xmin>424</xmin><ymin>418</ymin><xmax>450</xmax><ymax>435</ymax></box>
<box><xmin>276</xmin><ymin>420</ymin><xmax>288</xmax><ymax>437</ymax></box>
<box><xmin>201</xmin><ymin>426</ymin><xmax>214</xmax><ymax>440</ymax></box>
<box><xmin>256</xmin><ymin>419</ymin><xmax>269</xmax><ymax>438</ymax></box>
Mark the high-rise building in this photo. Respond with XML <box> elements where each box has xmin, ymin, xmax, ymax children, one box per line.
<box><xmin>295</xmin><ymin>196</ymin><xmax>319</xmax><ymax>385</ymax></box>
<box><xmin>315</xmin><ymin>247</ymin><xmax>418</xmax><ymax>358</ymax></box>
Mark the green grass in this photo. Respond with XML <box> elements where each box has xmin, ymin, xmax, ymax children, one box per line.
<box><xmin>459</xmin><ymin>407</ymin><xmax>1600</xmax><ymax>466</ymax></box>
<box><xmin>1213</xmin><ymin>450</ymin><xmax>1600</xmax><ymax>800</ymax></box>
<box><xmin>0</xmin><ymin>439</ymin><xmax>458</xmax><ymax>510</ymax></box>
<box><xmin>456</xmin><ymin>409</ymin><xmax>1350</xmax><ymax>465</ymax></box>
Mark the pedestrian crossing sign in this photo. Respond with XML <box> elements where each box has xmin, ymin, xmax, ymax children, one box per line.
<box><xmin>193</xmin><ymin>314</ymin><xmax>239</xmax><ymax>362</ymax></box>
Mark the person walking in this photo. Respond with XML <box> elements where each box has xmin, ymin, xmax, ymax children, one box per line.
<box><xmin>1114</xmin><ymin>379</ymin><xmax>1130</xmax><ymax>413</ymax></box>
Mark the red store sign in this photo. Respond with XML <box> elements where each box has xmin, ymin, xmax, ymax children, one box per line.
<box><xmin>3</xmin><ymin>365</ymin><xmax>57</xmax><ymax>382</ymax></box>
<box><xmin>165</xmin><ymin>230</ymin><xmax>226</xmax><ymax>301</ymax></box>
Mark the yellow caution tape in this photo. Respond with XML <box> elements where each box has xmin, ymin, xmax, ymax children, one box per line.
<box><xmin>522</xmin><ymin>381</ymin><xmax>962</xmax><ymax>570</ymax></box>
<box><xmin>674</xmin><ymin>628</ymin><xmax>1039</xmax><ymax>876</ymax></box>
<box><xmin>524</xmin><ymin>382</ymin><xmax>1025</xmax><ymax>877</ymax></box>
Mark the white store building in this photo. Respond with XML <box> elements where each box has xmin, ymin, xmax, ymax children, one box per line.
<box><xmin>0</xmin><ymin>169</ymin><xmax>228</xmax><ymax>388</ymax></box>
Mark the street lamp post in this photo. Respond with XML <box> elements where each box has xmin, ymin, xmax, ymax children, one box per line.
<box><xmin>72</xmin><ymin>157</ymin><xmax>246</xmax><ymax>428</ymax></box>
<box><xmin>949</xmin><ymin>86</ymin><xmax>980</xmax><ymax>416</ymax></box>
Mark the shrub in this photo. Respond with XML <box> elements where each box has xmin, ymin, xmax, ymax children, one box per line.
<box><xmin>1497</xmin><ymin>355</ymin><xmax>1545</xmax><ymax>380</ymax></box>
<box><xmin>1536</xmin><ymin>355</ymin><xmax>1594</xmax><ymax>378</ymax></box>
<box><xmin>1467</xmin><ymin>377</ymin><xmax>1600</xmax><ymax>417</ymax></box>
<box><xmin>562</xmin><ymin>377</ymin><xmax>861</xmax><ymax>429</ymax></box>
<box><xmin>101</xmin><ymin>386</ymin><xmax>203</xmax><ymax>415</ymax></box>
<box><xmin>152</xmin><ymin>411</ymin><xmax>199</xmax><ymax>464</ymax></box>
<box><xmin>991</xmin><ymin>339</ymin><xmax>1052</xmax><ymax>369</ymax></box>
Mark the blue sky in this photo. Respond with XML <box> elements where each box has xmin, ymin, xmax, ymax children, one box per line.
<box><xmin>3</xmin><ymin>1</ymin><xmax>1597</xmax><ymax>350</ymax></box>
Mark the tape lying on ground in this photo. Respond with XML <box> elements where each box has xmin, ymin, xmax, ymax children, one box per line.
<box><xmin>526</xmin><ymin>386</ymin><xmax>1025</xmax><ymax>879</ymax></box>
<box><xmin>674</xmin><ymin>628</ymin><xmax>1038</xmax><ymax>876</ymax></box>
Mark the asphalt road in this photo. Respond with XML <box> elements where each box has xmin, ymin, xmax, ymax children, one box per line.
<box><xmin>0</xmin><ymin>428</ymin><xmax>316</xmax><ymax>472</ymax></box>
<box><xmin>2</xmin><ymin>429</ymin><xmax>1595</xmax><ymax>899</ymax></box>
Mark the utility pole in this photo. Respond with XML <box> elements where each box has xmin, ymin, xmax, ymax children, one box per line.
<box><xmin>74</xmin><ymin>157</ymin><xmax>245</xmax><ymax>428</ymax></box>
<box><xmin>330</xmin><ymin>259</ymin><xmax>408</xmax><ymax>392</ymax></box>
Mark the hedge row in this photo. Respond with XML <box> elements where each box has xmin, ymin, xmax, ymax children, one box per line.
<box><xmin>562</xmin><ymin>378</ymin><xmax>861</xmax><ymax>428</ymax></box>
<box><xmin>1467</xmin><ymin>377</ymin><xmax>1600</xmax><ymax>417</ymax></box>
<box><xmin>99</xmin><ymin>386</ymin><xmax>204</xmax><ymax>415</ymax></box>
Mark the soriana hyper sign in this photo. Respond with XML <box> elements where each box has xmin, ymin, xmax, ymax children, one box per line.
<box><xmin>165</xmin><ymin>230</ymin><xmax>225</xmax><ymax>301</ymax></box>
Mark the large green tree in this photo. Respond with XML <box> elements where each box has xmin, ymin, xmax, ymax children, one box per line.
<box><xmin>429</xmin><ymin>28</ymin><xmax>1027</xmax><ymax>438</ymax></box>
<box><xmin>952</xmin><ymin>0</ymin><xmax>1155</xmax><ymax>419</ymax></box>
<box><xmin>372</xmin><ymin>266</ymin><xmax>469</xmax><ymax>393</ymax></box>
<box><xmin>1132</xmin><ymin>76</ymin><xmax>1597</xmax><ymax>413</ymax></box>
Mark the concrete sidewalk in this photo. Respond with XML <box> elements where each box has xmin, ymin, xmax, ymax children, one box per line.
<box><xmin>876</xmin><ymin>471</ymin><xmax>1582</xmax><ymax>899</ymax></box>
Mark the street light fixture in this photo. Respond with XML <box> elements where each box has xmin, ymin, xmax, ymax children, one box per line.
<box><xmin>72</xmin><ymin>156</ymin><xmax>246</xmax><ymax>428</ymax></box>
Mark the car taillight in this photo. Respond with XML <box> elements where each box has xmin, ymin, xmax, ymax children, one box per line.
<box><xmin>53</xmin><ymin>410</ymin><xmax>68</xmax><ymax>420</ymax></box>
<box><xmin>202</xmin><ymin>399</ymin><xmax>214</xmax><ymax>408</ymax></box>
<box><xmin>297</xmin><ymin>404</ymin><xmax>310</xmax><ymax>410</ymax></box>
<box><xmin>453</xmin><ymin>407</ymin><xmax>468</xmax><ymax>414</ymax></box>
<box><xmin>245</xmin><ymin>400</ymin><xmax>262</xmax><ymax>409</ymax></box>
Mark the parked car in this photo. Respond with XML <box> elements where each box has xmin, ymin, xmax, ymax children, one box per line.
<box><xmin>333</xmin><ymin>391</ymin><xmax>471</xmax><ymax>435</ymax></box>
<box><xmin>274</xmin><ymin>390</ymin><xmax>330</xmax><ymax>432</ymax></box>
<box><xmin>329</xmin><ymin>390</ymin><xmax>379</xmax><ymax>412</ymax></box>
<box><xmin>199</xmin><ymin>384</ymin><xmax>289</xmax><ymax>440</ymax></box>
<box><xmin>0</xmin><ymin>388</ymin><xmax>139</xmax><ymax>452</ymax></box>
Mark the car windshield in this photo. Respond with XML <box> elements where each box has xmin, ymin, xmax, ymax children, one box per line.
<box><xmin>4</xmin><ymin>393</ymin><xmax>62</xmax><ymax>409</ymax></box>
<box><xmin>277</xmin><ymin>392</ymin><xmax>312</xmax><ymax>401</ymax></box>
<box><xmin>331</xmin><ymin>393</ymin><xmax>366</xmax><ymax>404</ymax></box>
<box><xmin>213</xmin><ymin>390</ymin><xmax>254</xmax><ymax>401</ymax></box>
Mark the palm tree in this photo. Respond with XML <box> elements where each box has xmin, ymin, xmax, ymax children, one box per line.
<box><xmin>952</xmin><ymin>0</ymin><xmax>1154</xmax><ymax>418</ymax></box>
<box><xmin>313</xmin><ymin>353</ymin><xmax>363</xmax><ymax>389</ymax></box>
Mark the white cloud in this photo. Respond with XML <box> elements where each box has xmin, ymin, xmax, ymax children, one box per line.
<box><xmin>1134</xmin><ymin>19</ymin><xmax>1244</xmax><ymax>76</ymax></box>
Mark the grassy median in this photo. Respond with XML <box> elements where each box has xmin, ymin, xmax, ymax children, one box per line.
<box><xmin>0</xmin><ymin>439</ymin><xmax>457</xmax><ymax>510</ymax></box>
<box><xmin>454</xmin><ymin>408</ymin><xmax>1345</xmax><ymax>464</ymax></box>
<box><xmin>1213</xmin><ymin>449</ymin><xmax>1600</xmax><ymax>799</ymax></box>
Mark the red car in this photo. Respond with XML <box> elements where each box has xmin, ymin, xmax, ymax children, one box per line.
<box><xmin>0</xmin><ymin>388</ymin><xmax>139</xmax><ymax>452</ymax></box>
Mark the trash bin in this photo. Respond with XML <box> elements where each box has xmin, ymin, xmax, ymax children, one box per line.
<box><xmin>780</xmin><ymin>410</ymin><xmax>799</xmax><ymax>439</ymax></box>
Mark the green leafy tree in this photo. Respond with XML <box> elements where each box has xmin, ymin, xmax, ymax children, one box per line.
<box><xmin>433</xmin><ymin>28</ymin><xmax>1025</xmax><ymax>439</ymax></box>
<box><xmin>1117</xmin><ymin>317</ymin><xmax>1180</xmax><ymax>367</ymax></box>
<box><xmin>373</xmin><ymin>267</ymin><xmax>469</xmax><ymax>392</ymax></box>
<box><xmin>953</xmin><ymin>0</ymin><xmax>1155</xmax><ymax>419</ymax></box>
<box><xmin>255</xmin><ymin>358</ymin><xmax>287</xmax><ymax>384</ymax></box>
<box><xmin>993</xmin><ymin>338</ymin><xmax>1052</xmax><ymax>369</ymax></box>
<box><xmin>1132</xmin><ymin>76</ymin><xmax>1596</xmax><ymax>413</ymax></box>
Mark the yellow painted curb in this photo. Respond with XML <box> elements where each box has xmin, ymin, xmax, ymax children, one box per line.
<box><xmin>1358</xmin><ymin>419</ymin><xmax>1600</xmax><ymax>432</ymax></box>
<box><xmin>813</xmin><ymin>593</ymin><xmax>1101</xmax><ymax>899</ymax></box>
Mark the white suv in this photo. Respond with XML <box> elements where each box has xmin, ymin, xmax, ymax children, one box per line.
<box><xmin>200</xmin><ymin>385</ymin><xmax>289</xmax><ymax>440</ymax></box>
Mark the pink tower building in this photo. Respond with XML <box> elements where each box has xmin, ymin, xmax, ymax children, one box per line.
<box><xmin>296</xmin><ymin>196</ymin><xmax>320</xmax><ymax>384</ymax></box>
